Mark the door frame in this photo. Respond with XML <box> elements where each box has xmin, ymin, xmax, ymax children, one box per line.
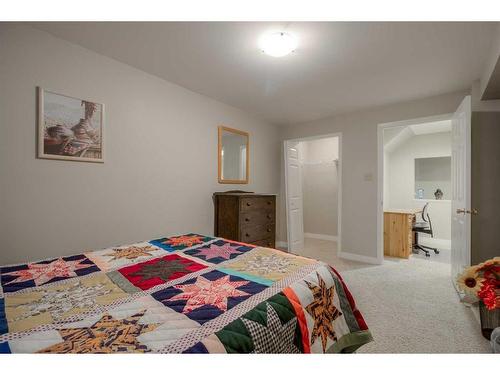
<box><xmin>376</xmin><ymin>113</ymin><xmax>453</xmax><ymax>263</ymax></box>
<box><xmin>284</xmin><ymin>132</ymin><xmax>342</xmax><ymax>255</ymax></box>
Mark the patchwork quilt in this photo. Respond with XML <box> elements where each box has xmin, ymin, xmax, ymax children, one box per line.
<box><xmin>0</xmin><ymin>234</ymin><xmax>372</xmax><ymax>353</ymax></box>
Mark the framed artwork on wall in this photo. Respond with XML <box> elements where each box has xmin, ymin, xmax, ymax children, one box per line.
<box><xmin>37</xmin><ymin>87</ymin><xmax>104</xmax><ymax>163</ymax></box>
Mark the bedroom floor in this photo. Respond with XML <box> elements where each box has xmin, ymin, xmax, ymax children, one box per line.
<box><xmin>292</xmin><ymin>238</ymin><xmax>491</xmax><ymax>353</ymax></box>
<box><xmin>291</xmin><ymin>238</ymin><xmax>376</xmax><ymax>272</ymax></box>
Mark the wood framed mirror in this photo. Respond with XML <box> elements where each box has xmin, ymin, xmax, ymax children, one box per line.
<box><xmin>218</xmin><ymin>126</ymin><xmax>249</xmax><ymax>184</ymax></box>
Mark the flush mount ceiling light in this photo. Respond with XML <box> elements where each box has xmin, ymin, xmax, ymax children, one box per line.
<box><xmin>259</xmin><ymin>32</ymin><xmax>297</xmax><ymax>57</ymax></box>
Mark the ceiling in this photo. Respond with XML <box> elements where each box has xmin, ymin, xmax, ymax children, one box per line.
<box><xmin>32</xmin><ymin>22</ymin><xmax>497</xmax><ymax>126</ymax></box>
<box><xmin>384</xmin><ymin>120</ymin><xmax>451</xmax><ymax>152</ymax></box>
<box><xmin>409</xmin><ymin>120</ymin><xmax>451</xmax><ymax>135</ymax></box>
<box><xmin>482</xmin><ymin>58</ymin><xmax>500</xmax><ymax>99</ymax></box>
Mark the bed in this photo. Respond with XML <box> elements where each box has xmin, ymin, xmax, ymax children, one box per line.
<box><xmin>0</xmin><ymin>234</ymin><xmax>372</xmax><ymax>353</ymax></box>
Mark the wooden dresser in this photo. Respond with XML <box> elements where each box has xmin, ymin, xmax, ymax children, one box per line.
<box><xmin>213</xmin><ymin>192</ymin><xmax>276</xmax><ymax>248</ymax></box>
<box><xmin>383</xmin><ymin>209</ymin><xmax>417</xmax><ymax>259</ymax></box>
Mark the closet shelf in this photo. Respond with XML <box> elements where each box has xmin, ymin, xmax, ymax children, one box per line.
<box><xmin>301</xmin><ymin>159</ymin><xmax>338</xmax><ymax>166</ymax></box>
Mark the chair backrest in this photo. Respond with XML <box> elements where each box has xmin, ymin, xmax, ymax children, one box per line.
<box><xmin>421</xmin><ymin>202</ymin><xmax>429</xmax><ymax>222</ymax></box>
<box><xmin>421</xmin><ymin>203</ymin><xmax>433</xmax><ymax>236</ymax></box>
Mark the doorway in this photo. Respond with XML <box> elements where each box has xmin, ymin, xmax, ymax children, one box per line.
<box><xmin>381</xmin><ymin>117</ymin><xmax>453</xmax><ymax>264</ymax></box>
<box><xmin>284</xmin><ymin>133</ymin><xmax>342</xmax><ymax>263</ymax></box>
<box><xmin>377</xmin><ymin>96</ymin><xmax>473</xmax><ymax>289</ymax></box>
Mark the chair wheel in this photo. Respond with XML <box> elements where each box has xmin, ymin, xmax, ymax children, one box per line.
<box><xmin>425</xmin><ymin>253</ymin><xmax>430</xmax><ymax>257</ymax></box>
<box><xmin>435</xmin><ymin>250</ymin><xmax>440</xmax><ymax>254</ymax></box>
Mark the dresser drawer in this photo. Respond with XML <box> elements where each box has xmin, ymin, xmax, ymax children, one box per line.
<box><xmin>240</xmin><ymin>197</ymin><xmax>275</xmax><ymax>212</ymax></box>
<box><xmin>248</xmin><ymin>237</ymin><xmax>275</xmax><ymax>248</ymax></box>
<box><xmin>240</xmin><ymin>209</ymin><xmax>274</xmax><ymax>226</ymax></box>
<box><xmin>241</xmin><ymin>223</ymin><xmax>275</xmax><ymax>243</ymax></box>
<box><xmin>214</xmin><ymin>193</ymin><xmax>276</xmax><ymax>246</ymax></box>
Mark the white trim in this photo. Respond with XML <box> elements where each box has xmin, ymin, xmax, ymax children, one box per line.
<box><xmin>378</xmin><ymin>113</ymin><xmax>453</xmax><ymax>129</ymax></box>
<box><xmin>338</xmin><ymin>251</ymin><xmax>381</xmax><ymax>265</ymax></box>
<box><xmin>413</xmin><ymin>198</ymin><xmax>451</xmax><ymax>203</ymax></box>
<box><xmin>304</xmin><ymin>233</ymin><xmax>337</xmax><ymax>241</ymax></box>
<box><xmin>283</xmin><ymin>132</ymin><xmax>342</xmax><ymax>257</ymax></box>
<box><xmin>276</xmin><ymin>241</ymin><xmax>288</xmax><ymax>250</ymax></box>
<box><xmin>377</xmin><ymin>113</ymin><xmax>453</xmax><ymax>264</ymax></box>
<box><xmin>283</xmin><ymin>140</ymin><xmax>294</xmax><ymax>253</ymax></box>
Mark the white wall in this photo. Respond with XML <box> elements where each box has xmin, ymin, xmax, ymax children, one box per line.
<box><xmin>383</xmin><ymin>149</ymin><xmax>390</xmax><ymax>210</ymax></box>
<box><xmin>278</xmin><ymin>90</ymin><xmax>467</xmax><ymax>261</ymax></box>
<box><xmin>479</xmin><ymin>24</ymin><xmax>500</xmax><ymax>98</ymax></box>
<box><xmin>0</xmin><ymin>24</ymin><xmax>281</xmax><ymax>264</ymax></box>
<box><xmin>300</xmin><ymin>137</ymin><xmax>338</xmax><ymax>237</ymax></box>
<box><xmin>385</xmin><ymin>132</ymin><xmax>451</xmax><ymax>241</ymax></box>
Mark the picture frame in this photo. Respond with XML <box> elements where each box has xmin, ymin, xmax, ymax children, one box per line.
<box><xmin>37</xmin><ymin>87</ymin><xmax>105</xmax><ymax>163</ymax></box>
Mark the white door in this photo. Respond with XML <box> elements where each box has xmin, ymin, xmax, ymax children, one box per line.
<box><xmin>285</xmin><ymin>140</ymin><xmax>304</xmax><ymax>252</ymax></box>
<box><xmin>451</xmin><ymin>96</ymin><xmax>472</xmax><ymax>290</ymax></box>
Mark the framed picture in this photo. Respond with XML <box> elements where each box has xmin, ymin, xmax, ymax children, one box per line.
<box><xmin>37</xmin><ymin>87</ymin><xmax>104</xmax><ymax>163</ymax></box>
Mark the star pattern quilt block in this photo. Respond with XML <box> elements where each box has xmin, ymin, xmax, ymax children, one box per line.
<box><xmin>38</xmin><ymin>310</ymin><xmax>158</xmax><ymax>353</ymax></box>
<box><xmin>4</xmin><ymin>273</ymin><xmax>129</xmax><ymax>333</ymax></box>
<box><xmin>194</xmin><ymin>292</ymin><xmax>304</xmax><ymax>354</ymax></box>
<box><xmin>117</xmin><ymin>254</ymin><xmax>207</xmax><ymax>291</ymax></box>
<box><xmin>7</xmin><ymin>295</ymin><xmax>177</xmax><ymax>354</ymax></box>
<box><xmin>149</xmin><ymin>234</ymin><xmax>213</xmax><ymax>252</ymax></box>
<box><xmin>0</xmin><ymin>255</ymin><xmax>99</xmax><ymax>293</ymax></box>
<box><xmin>222</xmin><ymin>247</ymin><xmax>315</xmax><ymax>283</ymax></box>
<box><xmin>84</xmin><ymin>242</ymin><xmax>166</xmax><ymax>272</ymax></box>
<box><xmin>151</xmin><ymin>269</ymin><xmax>267</xmax><ymax>325</ymax></box>
<box><xmin>283</xmin><ymin>266</ymin><xmax>358</xmax><ymax>353</ymax></box>
<box><xmin>183</xmin><ymin>239</ymin><xmax>253</xmax><ymax>264</ymax></box>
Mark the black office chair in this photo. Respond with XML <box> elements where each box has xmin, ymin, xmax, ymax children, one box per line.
<box><xmin>412</xmin><ymin>203</ymin><xmax>439</xmax><ymax>257</ymax></box>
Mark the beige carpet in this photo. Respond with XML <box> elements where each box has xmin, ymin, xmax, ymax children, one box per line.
<box><xmin>290</xmin><ymin>238</ymin><xmax>374</xmax><ymax>272</ymax></box>
<box><xmin>291</xmin><ymin>238</ymin><xmax>491</xmax><ymax>353</ymax></box>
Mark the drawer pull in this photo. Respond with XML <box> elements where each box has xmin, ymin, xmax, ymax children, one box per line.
<box><xmin>267</xmin><ymin>201</ymin><xmax>272</xmax><ymax>205</ymax></box>
<box><xmin>267</xmin><ymin>228</ymin><xmax>271</xmax><ymax>232</ymax></box>
<box><xmin>246</xmin><ymin>202</ymin><xmax>251</xmax><ymax>206</ymax></box>
<box><xmin>245</xmin><ymin>233</ymin><xmax>250</xmax><ymax>237</ymax></box>
<box><xmin>245</xmin><ymin>217</ymin><xmax>250</xmax><ymax>222</ymax></box>
<box><xmin>267</xmin><ymin>214</ymin><xmax>272</xmax><ymax>219</ymax></box>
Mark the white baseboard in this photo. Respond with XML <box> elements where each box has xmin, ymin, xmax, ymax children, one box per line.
<box><xmin>304</xmin><ymin>233</ymin><xmax>338</xmax><ymax>242</ymax></box>
<box><xmin>277</xmin><ymin>241</ymin><xmax>381</xmax><ymax>265</ymax></box>
<box><xmin>419</xmin><ymin>237</ymin><xmax>451</xmax><ymax>250</ymax></box>
<box><xmin>338</xmin><ymin>251</ymin><xmax>382</xmax><ymax>265</ymax></box>
<box><xmin>275</xmin><ymin>241</ymin><xmax>288</xmax><ymax>250</ymax></box>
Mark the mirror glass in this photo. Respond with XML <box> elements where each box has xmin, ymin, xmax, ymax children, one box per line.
<box><xmin>414</xmin><ymin>156</ymin><xmax>451</xmax><ymax>200</ymax></box>
<box><xmin>218</xmin><ymin>127</ymin><xmax>249</xmax><ymax>183</ymax></box>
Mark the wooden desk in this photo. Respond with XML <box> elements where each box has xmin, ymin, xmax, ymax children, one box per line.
<box><xmin>384</xmin><ymin>209</ymin><xmax>419</xmax><ymax>259</ymax></box>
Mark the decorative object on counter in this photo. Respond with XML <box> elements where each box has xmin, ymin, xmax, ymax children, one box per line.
<box><xmin>434</xmin><ymin>188</ymin><xmax>443</xmax><ymax>200</ymax></box>
<box><xmin>456</xmin><ymin>257</ymin><xmax>500</xmax><ymax>339</ymax></box>
<box><xmin>37</xmin><ymin>87</ymin><xmax>104</xmax><ymax>162</ymax></box>
<box><xmin>416</xmin><ymin>188</ymin><xmax>424</xmax><ymax>199</ymax></box>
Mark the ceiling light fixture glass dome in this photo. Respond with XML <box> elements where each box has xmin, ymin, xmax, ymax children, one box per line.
<box><xmin>259</xmin><ymin>32</ymin><xmax>297</xmax><ymax>57</ymax></box>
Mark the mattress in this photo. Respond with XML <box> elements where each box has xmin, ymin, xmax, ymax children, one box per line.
<box><xmin>0</xmin><ymin>233</ymin><xmax>372</xmax><ymax>353</ymax></box>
